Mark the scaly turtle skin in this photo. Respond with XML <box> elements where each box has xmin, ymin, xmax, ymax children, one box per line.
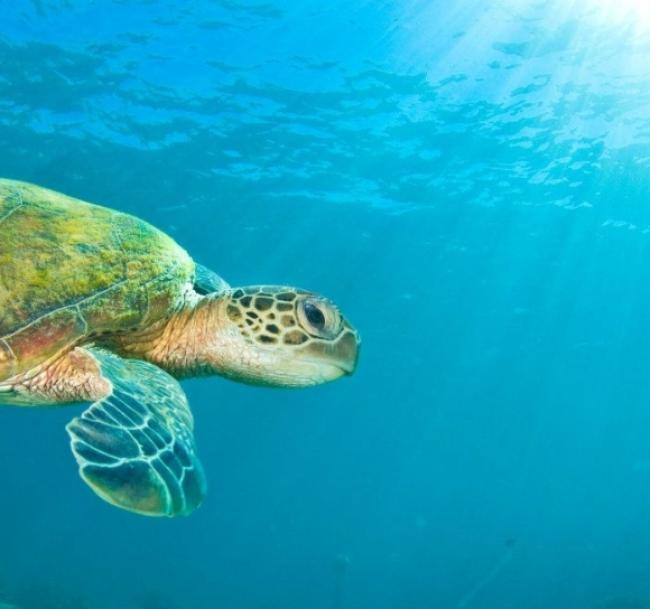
<box><xmin>0</xmin><ymin>179</ymin><xmax>360</xmax><ymax>517</ymax></box>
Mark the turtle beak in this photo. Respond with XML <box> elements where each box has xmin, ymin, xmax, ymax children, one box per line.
<box><xmin>336</xmin><ymin>329</ymin><xmax>360</xmax><ymax>375</ymax></box>
<box><xmin>301</xmin><ymin>327</ymin><xmax>360</xmax><ymax>379</ymax></box>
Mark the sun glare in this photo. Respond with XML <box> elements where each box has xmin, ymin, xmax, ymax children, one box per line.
<box><xmin>592</xmin><ymin>0</ymin><xmax>650</xmax><ymax>26</ymax></box>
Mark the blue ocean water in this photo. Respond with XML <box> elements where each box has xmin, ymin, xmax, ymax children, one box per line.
<box><xmin>3</xmin><ymin>1</ymin><xmax>650</xmax><ymax>608</ymax></box>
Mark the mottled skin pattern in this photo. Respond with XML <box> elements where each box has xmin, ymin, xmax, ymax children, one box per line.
<box><xmin>0</xmin><ymin>179</ymin><xmax>193</xmax><ymax>385</ymax></box>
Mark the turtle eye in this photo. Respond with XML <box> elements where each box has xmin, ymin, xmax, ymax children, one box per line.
<box><xmin>304</xmin><ymin>302</ymin><xmax>325</xmax><ymax>328</ymax></box>
<box><xmin>297</xmin><ymin>298</ymin><xmax>342</xmax><ymax>339</ymax></box>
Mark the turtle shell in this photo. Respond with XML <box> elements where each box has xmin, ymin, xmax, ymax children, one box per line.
<box><xmin>0</xmin><ymin>179</ymin><xmax>194</xmax><ymax>382</ymax></box>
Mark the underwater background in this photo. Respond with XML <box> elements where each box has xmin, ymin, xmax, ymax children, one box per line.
<box><xmin>3</xmin><ymin>1</ymin><xmax>650</xmax><ymax>608</ymax></box>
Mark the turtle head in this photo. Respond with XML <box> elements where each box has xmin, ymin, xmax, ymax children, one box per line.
<box><xmin>204</xmin><ymin>286</ymin><xmax>360</xmax><ymax>387</ymax></box>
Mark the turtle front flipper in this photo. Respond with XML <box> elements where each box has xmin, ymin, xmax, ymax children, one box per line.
<box><xmin>66</xmin><ymin>348</ymin><xmax>206</xmax><ymax>517</ymax></box>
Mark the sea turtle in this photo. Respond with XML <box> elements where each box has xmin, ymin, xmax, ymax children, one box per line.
<box><xmin>0</xmin><ymin>179</ymin><xmax>359</xmax><ymax>517</ymax></box>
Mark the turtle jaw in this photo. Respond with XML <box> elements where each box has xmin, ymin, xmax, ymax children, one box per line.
<box><xmin>205</xmin><ymin>325</ymin><xmax>360</xmax><ymax>388</ymax></box>
<box><xmin>228</xmin><ymin>357</ymin><xmax>349</xmax><ymax>388</ymax></box>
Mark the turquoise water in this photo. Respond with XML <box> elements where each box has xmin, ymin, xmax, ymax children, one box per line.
<box><xmin>3</xmin><ymin>1</ymin><xmax>650</xmax><ymax>608</ymax></box>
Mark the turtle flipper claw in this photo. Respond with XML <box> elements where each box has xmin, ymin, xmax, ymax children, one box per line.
<box><xmin>66</xmin><ymin>348</ymin><xmax>206</xmax><ymax>517</ymax></box>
